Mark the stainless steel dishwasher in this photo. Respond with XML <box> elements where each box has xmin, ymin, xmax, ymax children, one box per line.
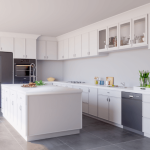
<box><xmin>122</xmin><ymin>92</ymin><xmax>143</xmax><ymax>135</ymax></box>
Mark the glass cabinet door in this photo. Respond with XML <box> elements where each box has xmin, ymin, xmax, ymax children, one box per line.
<box><xmin>98</xmin><ymin>28</ymin><xmax>107</xmax><ymax>51</ymax></box>
<box><xmin>108</xmin><ymin>24</ymin><xmax>118</xmax><ymax>50</ymax></box>
<box><xmin>132</xmin><ymin>14</ymin><xmax>147</xmax><ymax>47</ymax></box>
<box><xmin>119</xmin><ymin>20</ymin><xmax>131</xmax><ymax>48</ymax></box>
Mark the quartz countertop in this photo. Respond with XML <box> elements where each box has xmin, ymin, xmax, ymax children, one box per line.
<box><xmin>44</xmin><ymin>81</ymin><xmax>150</xmax><ymax>95</ymax></box>
<box><xmin>1</xmin><ymin>84</ymin><xmax>82</xmax><ymax>95</ymax></box>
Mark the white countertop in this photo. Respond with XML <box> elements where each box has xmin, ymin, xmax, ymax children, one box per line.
<box><xmin>45</xmin><ymin>81</ymin><xmax>150</xmax><ymax>95</ymax></box>
<box><xmin>1</xmin><ymin>84</ymin><xmax>82</xmax><ymax>95</ymax></box>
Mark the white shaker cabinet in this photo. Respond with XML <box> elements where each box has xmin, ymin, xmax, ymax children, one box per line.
<box><xmin>37</xmin><ymin>40</ymin><xmax>57</xmax><ymax>60</ymax></box>
<box><xmin>37</xmin><ymin>41</ymin><xmax>46</xmax><ymax>59</ymax></box>
<box><xmin>25</xmin><ymin>39</ymin><xmax>36</xmax><ymax>59</ymax></box>
<box><xmin>14</xmin><ymin>38</ymin><xmax>25</xmax><ymax>58</ymax></box>
<box><xmin>98</xmin><ymin>95</ymin><xmax>109</xmax><ymax>120</ymax></box>
<box><xmin>109</xmin><ymin>96</ymin><xmax>121</xmax><ymax>124</ymax></box>
<box><xmin>82</xmin><ymin>33</ymin><xmax>89</xmax><ymax>57</ymax></box>
<box><xmin>0</xmin><ymin>37</ymin><xmax>13</xmax><ymax>52</ymax></box>
<box><xmin>69</xmin><ymin>37</ymin><xmax>74</xmax><ymax>59</ymax></box>
<box><xmin>89</xmin><ymin>88</ymin><xmax>97</xmax><ymax>117</ymax></box>
<box><xmin>89</xmin><ymin>30</ymin><xmax>98</xmax><ymax>56</ymax></box>
<box><xmin>74</xmin><ymin>35</ymin><xmax>82</xmax><ymax>58</ymax></box>
<box><xmin>46</xmin><ymin>41</ymin><xmax>57</xmax><ymax>60</ymax></box>
<box><xmin>58</xmin><ymin>41</ymin><xmax>64</xmax><ymax>60</ymax></box>
<box><xmin>64</xmin><ymin>39</ymin><xmax>69</xmax><ymax>59</ymax></box>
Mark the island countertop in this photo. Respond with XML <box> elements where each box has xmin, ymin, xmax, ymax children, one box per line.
<box><xmin>1</xmin><ymin>84</ymin><xmax>82</xmax><ymax>95</ymax></box>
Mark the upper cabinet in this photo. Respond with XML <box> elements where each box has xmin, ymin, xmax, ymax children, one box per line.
<box><xmin>132</xmin><ymin>14</ymin><xmax>147</xmax><ymax>47</ymax></box>
<box><xmin>0</xmin><ymin>37</ymin><xmax>13</xmax><ymax>52</ymax></box>
<box><xmin>82</xmin><ymin>33</ymin><xmax>89</xmax><ymax>57</ymax></box>
<box><xmin>0</xmin><ymin>32</ymin><xmax>40</xmax><ymax>59</ymax></box>
<box><xmin>74</xmin><ymin>35</ymin><xmax>82</xmax><ymax>58</ymax></box>
<box><xmin>14</xmin><ymin>38</ymin><xmax>36</xmax><ymax>59</ymax></box>
<box><xmin>37</xmin><ymin>40</ymin><xmax>57</xmax><ymax>60</ymax></box>
<box><xmin>58</xmin><ymin>40</ymin><xmax>68</xmax><ymax>60</ymax></box>
<box><xmin>68</xmin><ymin>37</ymin><xmax>75</xmax><ymax>59</ymax></box>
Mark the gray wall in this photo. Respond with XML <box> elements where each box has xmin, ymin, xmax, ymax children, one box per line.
<box><xmin>63</xmin><ymin>48</ymin><xmax>150</xmax><ymax>87</ymax></box>
<box><xmin>37</xmin><ymin>60</ymin><xmax>63</xmax><ymax>81</ymax></box>
<box><xmin>37</xmin><ymin>48</ymin><xmax>150</xmax><ymax>87</ymax></box>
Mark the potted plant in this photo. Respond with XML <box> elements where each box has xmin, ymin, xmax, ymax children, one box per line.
<box><xmin>139</xmin><ymin>70</ymin><xmax>149</xmax><ymax>87</ymax></box>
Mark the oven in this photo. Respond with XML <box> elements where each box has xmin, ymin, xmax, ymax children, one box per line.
<box><xmin>14</xmin><ymin>59</ymin><xmax>36</xmax><ymax>84</ymax></box>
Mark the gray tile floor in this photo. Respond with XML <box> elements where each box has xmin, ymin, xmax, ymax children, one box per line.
<box><xmin>0</xmin><ymin>109</ymin><xmax>150</xmax><ymax>150</ymax></box>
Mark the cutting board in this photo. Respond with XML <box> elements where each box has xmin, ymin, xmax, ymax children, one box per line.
<box><xmin>106</xmin><ymin>77</ymin><xmax>114</xmax><ymax>85</ymax></box>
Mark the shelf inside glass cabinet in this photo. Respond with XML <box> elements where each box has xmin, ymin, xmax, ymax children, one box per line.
<box><xmin>109</xmin><ymin>26</ymin><xmax>117</xmax><ymax>48</ymax></box>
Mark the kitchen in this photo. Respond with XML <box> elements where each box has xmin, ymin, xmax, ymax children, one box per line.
<box><xmin>1</xmin><ymin>0</ymin><xmax>150</xmax><ymax>150</ymax></box>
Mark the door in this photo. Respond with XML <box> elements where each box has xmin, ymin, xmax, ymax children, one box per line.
<box><xmin>74</xmin><ymin>35</ymin><xmax>82</xmax><ymax>58</ymax></box>
<box><xmin>58</xmin><ymin>41</ymin><xmax>64</xmax><ymax>60</ymax></box>
<box><xmin>64</xmin><ymin>39</ymin><xmax>69</xmax><ymax>59</ymax></box>
<box><xmin>25</xmin><ymin>39</ymin><xmax>36</xmax><ymax>59</ymax></box>
<box><xmin>108</xmin><ymin>24</ymin><xmax>119</xmax><ymax>51</ymax></box>
<box><xmin>37</xmin><ymin>41</ymin><xmax>46</xmax><ymax>60</ymax></box>
<box><xmin>132</xmin><ymin>14</ymin><xmax>147</xmax><ymax>47</ymax></box>
<box><xmin>82</xmin><ymin>33</ymin><xmax>89</xmax><ymax>57</ymax></box>
<box><xmin>98</xmin><ymin>27</ymin><xmax>108</xmax><ymax>51</ymax></box>
<box><xmin>14</xmin><ymin>38</ymin><xmax>25</xmax><ymax>58</ymax></box>
<box><xmin>109</xmin><ymin>97</ymin><xmax>121</xmax><ymax>124</ymax></box>
<box><xmin>0</xmin><ymin>37</ymin><xmax>13</xmax><ymax>52</ymax></box>
<box><xmin>98</xmin><ymin>95</ymin><xmax>108</xmax><ymax>120</ymax></box>
<box><xmin>69</xmin><ymin>37</ymin><xmax>74</xmax><ymax>59</ymax></box>
<box><xmin>46</xmin><ymin>41</ymin><xmax>57</xmax><ymax>60</ymax></box>
<box><xmin>119</xmin><ymin>20</ymin><xmax>132</xmax><ymax>49</ymax></box>
<box><xmin>89</xmin><ymin>30</ymin><xmax>98</xmax><ymax>56</ymax></box>
<box><xmin>89</xmin><ymin>88</ymin><xmax>97</xmax><ymax>117</ymax></box>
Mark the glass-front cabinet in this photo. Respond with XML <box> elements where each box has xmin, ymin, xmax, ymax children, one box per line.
<box><xmin>119</xmin><ymin>20</ymin><xmax>132</xmax><ymax>49</ymax></box>
<box><xmin>108</xmin><ymin>24</ymin><xmax>118</xmax><ymax>50</ymax></box>
<box><xmin>98</xmin><ymin>28</ymin><xmax>107</xmax><ymax>51</ymax></box>
<box><xmin>132</xmin><ymin>14</ymin><xmax>147</xmax><ymax>47</ymax></box>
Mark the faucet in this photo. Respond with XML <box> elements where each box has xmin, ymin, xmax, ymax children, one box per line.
<box><xmin>121</xmin><ymin>82</ymin><xmax>125</xmax><ymax>87</ymax></box>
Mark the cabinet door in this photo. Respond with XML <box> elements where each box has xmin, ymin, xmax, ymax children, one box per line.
<box><xmin>0</xmin><ymin>37</ymin><xmax>13</xmax><ymax>52</ymax></box>
<box><xmin>69</xmin><ymin>37</ymin><xmax>74</xmax><ymax>59</ymax></box>
<box><xmin>109</xmin><ymin>97</ymin><xmax>121</xmax><ymax>124</ymax></box>
<box><xmin>132</xmin><ymin>14</ymin><xmax>147</xmax><ymax>47</ymax></box>
<box><xmin>98</xmin><ymin>28</ymin><xmax>107</xmax><ymax>52</ymax></box>
<box><xmin>149</xmin><ymin>13</ymin><xmax>150</xmax><ymax>50</ymax></box>
<box><xmin>98</xmin><ymin>95</ymin><xmax>108</xmax><ymax>120</ymax></box>
<box><xmin>119</xmin><ymin>20</ymin><xmax>132</xmax><ymax>49</ymax></box>
<box><xmin>14</xmin><ymin>38</ymin><xmax>25</xmax><ymax>58</ymax></box>
<box><xmin>108</xmin><ymin>24</ymin><xmax>119</xmax><ymax>50</ymax></box>
<box><xmin>82</xmin><ymin>33</ymin><xmax>89</xmax><ymax>57</ymax></box>
<box><xmin>37</xmin><ymin>41</ymin><xmax>46</xmax><ymax>60</ymax></box>
<box><xmin>26</xmin><ymin>39</ymin><xmax>36</xmax><ymax>59</ymax></box>
<box><xmin>64</xmin><ymin>39</ymin><xmax>69</xmax><ymax>59</ymax></box>
<box><xmin>89</xmin><ymin>30</ymin><xmax>98</xmax><ymax>56</ymax></box>
<box><xmin>82</xmin><ymin>92</ymin><xmax>89</xmax><ymax>103</ymax></box>
<box><xmin>82</xmin><ymin>102</ymin><xmax>88</xmax><ymax>113</ymax></box>
<box><xmin>58</xmin><ymin>41</ymin><xmax>64</xmax><ymax>60</ymax></box>
<box><xmin>74</xmin><ymin>35</ymin><xmax>82</xmax><ymax>58</ymax></box>
<box><xmin>89</xmin><ymin>88</ymin><xmax>97</xmax><ymax>117</ymax></box>
<box><xmin>46</xmin><ymin>41</ymin><xmax>57</xmax><ymax>60</ymax></box>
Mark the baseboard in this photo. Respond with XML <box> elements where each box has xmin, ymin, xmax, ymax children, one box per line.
<box><xmin>83</xmin><ymin>113</ymin><xmax>123</xmax><ymax>128</ymax></box>
<box><xmin>144</xmin><ymin>133</ymin><xmax>150</xmax><ymax>138</ymax></box>
<box><xmin>25</xmin><ymin>129</ymin><xmax>80</xmax><ymax>141</ymax></box>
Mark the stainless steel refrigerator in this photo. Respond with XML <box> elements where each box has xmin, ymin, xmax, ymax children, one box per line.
<box><xmin>0</xmin><ymin>52</ymin><xmax>13</xmax><ymax>107</ymax></box>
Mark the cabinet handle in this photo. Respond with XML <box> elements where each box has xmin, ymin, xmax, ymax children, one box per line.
<box><xmin>20</xmin><ymin>106</ymin><xmax>22</xmax><ymax>110</ymax></box>
<box><xmin>1</xmin><ymin>47</ymin><xmax>2</xmax><ymax>50</ymax></box>
<box><xmin>89</xmin><ymin>52</ymin><xmax>90</xmax><ymax>55</ymax></box>
<box><xmin>12</xmin><ymin>101</ymin><xmax>13</xmax><ymax>105</ymax></box>
<box><xmin>109</xmin><ymin>98</ymin><xmax>110</xmax><ymax>102</ymax></box>
<box><xmin>107</xmin><ymin>98</ymin><xmax>108</xmax><ymax>101</ymax></box>
<box><xmin>107</xmin><ymin>92</ymin><xmax>109</xmax><ymax>93</ymax></box>
<box><xmin>88</xmin><ymin>89</ymin><xmax>90</xmax><ymax>92</ymax></box>
<box><xmin>26</xmin><ymin>55</ymin><xmax>27</xmax><ymax>58</ymax></box>
<box><xmin>87</xmin><ymin>52</ymin><xmax>88</xmax><ymax>55</ymax></box>
<box><xmin>47</xmin><ymin>56</ymin><xmax>48</xmax><ymax>59</ymax></box>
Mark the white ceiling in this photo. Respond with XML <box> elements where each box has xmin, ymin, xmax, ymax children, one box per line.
<box><xmin>0</xmin><ymin>0</ymin><xmax>150</xmax><ymax>37</ymax></box>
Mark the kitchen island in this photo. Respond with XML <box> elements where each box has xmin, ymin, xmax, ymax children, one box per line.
<box><xmin>1</xmin><ymin>84</ymin><xmax>82</xmax><ymax>141</ymax></box>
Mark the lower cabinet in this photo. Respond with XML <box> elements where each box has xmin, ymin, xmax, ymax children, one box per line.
<box><xmin>2</xmin><ymin>87</ymin><xmax>26</xmax><ymax>135</ymax></box>
<box><xmin>89</xmin><ymin>88</ymin><xmax>97</xmax><ymax>117</ymax></box>
<box><xmin>82</xmin><ymin>103</ymin><xmax>89</xmax><ymax>114</ymax></box>
<box><xmin>98</xmin><ymin>92</ymin><xmax>121</xmax><ymax>125</ymax></box>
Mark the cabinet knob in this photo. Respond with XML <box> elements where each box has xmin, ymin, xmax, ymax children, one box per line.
<box><xmin>47</xmin><ymin>56</ymin><xmax>48</xmax><ymax>59</ymax></box>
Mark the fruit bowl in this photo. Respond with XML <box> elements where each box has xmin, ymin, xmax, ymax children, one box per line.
<box><xmin>47</xmin><ymin>77</ymin><xmax>55</xmax><ymax>81</ymax></box>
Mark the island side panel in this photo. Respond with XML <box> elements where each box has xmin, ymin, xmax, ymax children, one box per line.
<box><xmin>28</xmin><ymin>93</ymin><xmax>82</xmax><ymax>136</ymax></box>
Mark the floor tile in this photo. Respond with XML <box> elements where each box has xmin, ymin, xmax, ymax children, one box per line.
<box><xmin>0</xmin><ymin>124</ymin><xmax>9</xmax><ymax>133</ymax></box>
<box><xmin>82</xmin><ymin>115</ymin><xmax>101</xmax><ymax>126</ymax></box>
<box><xmin>58</xmin><ymin>132</ymin><xmax>95</xmax><ymax>143</ymax></box>
<box><xmin>49</xmin><ymin>144</ymin><xmax>73</xmax><ymax>150</ymax></box>
<box><xmin>101</xmin><ymin>132</ymin><xmax>144</xmax><ymax>144</ymax></box>
<box><xmin>117</xmin><ymin>138</ymin><xmax>150</xmax><ymax>150</ymax></box>
<box><xmin>66</xmin><ymin>136</ymin><xmax>111</xmax><ymax>150</ymax></box>
<box><xmin>90</xmin><ymin>145</ymin><xmax>124</xmax><ymax>150</ymax></box>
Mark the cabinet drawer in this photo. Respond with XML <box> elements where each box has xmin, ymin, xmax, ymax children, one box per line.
<box><xmin>143</xmin><ymin>117</ymin><xmax>150</xmax><ymax>134</ymax></box>
<box><xmin>82</xmin><ymin>102</ymin><xmax>88</xmax><ymax>114</ymax></box>
<box><xmin>143</xmin><ymin>102</ymin><xmax>150</xmax><ymax>118</ymax></box>
<box><xmin>98</xmin><ymin>89</ymin><xmax>121</xmax><ymax>97</ymax></box>
<box><xmin>143</xmin><ymin>94</ymin><xmax>150</xmax><ymax>103</ymax></box>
